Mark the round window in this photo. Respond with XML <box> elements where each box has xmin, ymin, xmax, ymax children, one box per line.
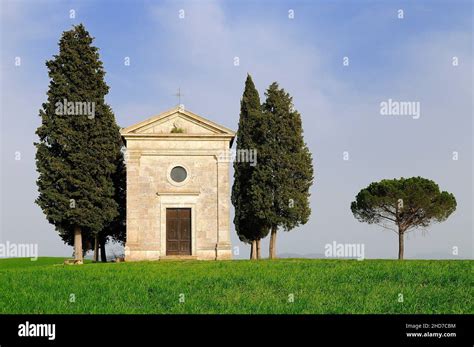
<box><xmin>170</xmin><ymin>166</ymin><xmax>187</xmax><ymax>183</ymax></box>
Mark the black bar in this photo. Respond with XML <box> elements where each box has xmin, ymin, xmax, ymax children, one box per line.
<box><xmin>0</xmin><ymin>314</ymin><xmax>472</xmax><ymax>346</ymax></box>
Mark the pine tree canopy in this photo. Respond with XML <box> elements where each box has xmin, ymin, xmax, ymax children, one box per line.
<box><xmin>351</xmin><ymin>177</ymin><xmax>456</xmax><ymax>232</ymax></box>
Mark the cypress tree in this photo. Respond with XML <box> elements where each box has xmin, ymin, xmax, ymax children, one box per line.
<box><xmin>100</xmin><ymin>152</ymin><xmax>127</xmax><ymax>261</ymax></box>
<box><xmin>231</xmin><ymin>74</ymin><xmax>269</xmax><ymax>259</ymax></box>
<box><xmin>254</xmin><ymin>82</ymin><xmax>314</xmax><ymax>259</ymax></box>
<box><xmin>35</xmin><ymin>24</ymin><xmax>124</xmax><ymax>261</ymax></box>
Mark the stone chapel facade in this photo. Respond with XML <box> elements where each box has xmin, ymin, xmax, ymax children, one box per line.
<box><xmin>121</xmin><ymin>107</ymin><xmax>235</xmax><ymax>261</ymax></box>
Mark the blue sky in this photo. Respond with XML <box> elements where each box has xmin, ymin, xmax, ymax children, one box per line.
<box><xmin>1</xmin><ymin>0</ymin><xmax>472</xmax><ymax>259</ymax></box>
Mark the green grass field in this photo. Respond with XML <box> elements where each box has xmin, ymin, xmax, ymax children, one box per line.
<box><xmin>0</xmin><ymin>257</ymin><xmax>472</xmax><ymax>314</ymax></box>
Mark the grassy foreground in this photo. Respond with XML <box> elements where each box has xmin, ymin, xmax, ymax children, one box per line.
<box><xmin>0</xmin><ymin>257</ymin><xmax>472</xmax><ymax>314</ymax></box>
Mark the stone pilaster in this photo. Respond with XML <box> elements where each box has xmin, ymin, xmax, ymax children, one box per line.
<box><xmin>124</xmin><ymin>151</ymin><xmax>141</xmax><ymax>259</ymax></box>
<box><xmin>216</xmin><ymin>152</ymin><xmax>232</xmax><ymax>259</ymax></box>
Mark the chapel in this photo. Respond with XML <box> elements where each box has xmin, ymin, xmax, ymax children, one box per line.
<box><xmin>121</xmin><ymin>106</ymin><xmax>235</xmax><ymax>261</ymax></box>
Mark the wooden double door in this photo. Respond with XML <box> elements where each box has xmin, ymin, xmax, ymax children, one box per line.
<box><xmin>166</xmin><ymin>208</ymin><xmax>191</xmax><ymax>256</ymax></box>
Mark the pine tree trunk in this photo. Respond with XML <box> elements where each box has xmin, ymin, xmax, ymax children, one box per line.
<box><xmin>269</xmin><ymin>226</ymin><xmax>277</xmax><ymax>259</ymax></box>
<box><xmin>256</xmin><ymin>239</ymin><xmax>261</xmax><ymax>259</ymax></box>
<box><xmin>398</xmin><ymin>231</ymin><xmax>404</xmax><ymax>260</ymax></box>
<box><xmin>250</xmin><ymin>240</ymin><xmax>257</xmax><ymax>260</ymax></box>
<box><xmin>93</xmin><ymin>234</ymin><xmax>99</xmax><ymax>262</ymax></box>
<box><xmin>74</xmin><ymin>226</ymin><xmax>83</xmax><ymax>261</ymax></box>
<box><xmin>100</xmin><ymin>239</ymin><xmax>107</xmax><ymax>262</ymax></box>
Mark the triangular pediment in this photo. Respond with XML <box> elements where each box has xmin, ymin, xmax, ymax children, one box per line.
<box><xmin>121</xmin><ymin>107</ymin><xmax>235</xmax><ymax>136</ymax></box>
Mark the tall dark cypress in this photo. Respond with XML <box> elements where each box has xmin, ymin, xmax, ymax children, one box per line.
<box><xmin>255</xmin><ymin>82</ymin><xmax>314</xmax><ymax>259</ymax></box>
<box><xmin>100</xmin><ymin>152</ymin><xmax>126</xmax><ymax>261</ymax></box>
<box><xmin>231</xmin><ymin>74</ymin><xmax>269</xmax><ymax>259</ymax></box>
<box><xmin>35</xmin><ymin>24</ymin><xmax>124</xmax><ymax>261</ymax></box>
